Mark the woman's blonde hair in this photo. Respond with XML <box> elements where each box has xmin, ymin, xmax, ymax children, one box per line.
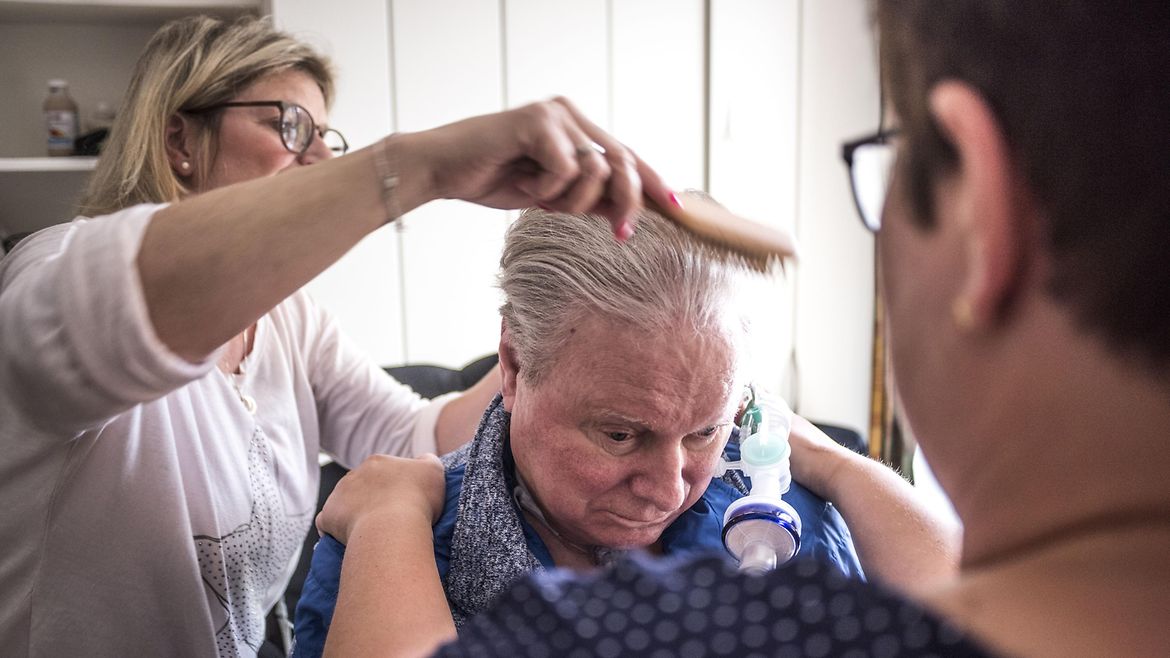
<box><xmin>79</xmin><ymin>15</ymin><xmax>334</xmax><ymax>216</ymax></box>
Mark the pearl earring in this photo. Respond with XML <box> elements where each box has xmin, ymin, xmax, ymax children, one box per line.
<box><xmin>180</xmin><ymin>161</ymin><xmax>191</xmax><ymax>172</ymax></box>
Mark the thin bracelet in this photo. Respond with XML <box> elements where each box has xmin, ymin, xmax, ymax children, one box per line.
<box><xmin>372</xmin><ymin>134</ymin><xmax>402</xmax><ymax>225</ymax></box>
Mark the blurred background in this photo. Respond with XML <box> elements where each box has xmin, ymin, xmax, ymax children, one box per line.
<box><xmin>0</xmin><ymin>0</ymin><xmax>882</xmax><ymax>452</ymax></box>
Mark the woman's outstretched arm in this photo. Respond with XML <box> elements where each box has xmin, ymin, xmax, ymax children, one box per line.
<box><xmin>138</xmin><ymin>98</ymin><xmax>673</xmax><ymax>363</ymax></box>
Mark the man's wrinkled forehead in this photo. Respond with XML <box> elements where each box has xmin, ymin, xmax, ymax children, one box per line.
<box><xmin>575</xmin><ymin>377</ymin><xmax>742</xmax><ymax>429</ymax></box>
<box><xmin>541</xmin><ymin>331</ymin><xmax>744</xmax><ymax>430</ymax></box>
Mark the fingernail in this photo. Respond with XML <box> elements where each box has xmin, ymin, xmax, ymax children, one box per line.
<box><xmin>537</xmin><ymin>203</ymin><xmax>552</xmax><ymax>211</ymax></box>
<box><xmin>669</xmin><ymin>192</ymin><xmax>684</xmax><ymax>209</ymax></box>
<box><xmin>617</xmin><ymin>223</ymin><xmax>635</xmax><ymax>242</ymax></box>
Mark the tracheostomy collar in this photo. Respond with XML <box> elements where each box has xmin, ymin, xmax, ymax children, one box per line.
<box><xmin>511</xmin><ymin>469</ymin><xmax>626</xmax><ymax>566</ymax></box>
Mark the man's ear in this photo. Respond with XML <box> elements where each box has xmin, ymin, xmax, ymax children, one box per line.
<box><xmin>165</xmin><ymin>113</ymin><xmax>197</xmax><ymax>182</ymax></box>
<box><xmin>498</xmin><ymin>319</ymin><xmax>521</xmax><ymax>412</ymax></box>
<box><xmin>928</xmin><ymin>81</ymin><xmax>1032</xmax><ymax>329</ymax></box>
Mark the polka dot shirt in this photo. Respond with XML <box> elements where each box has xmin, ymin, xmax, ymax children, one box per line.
<box><xmin>435</xmin><ymin>553</ymin><xmax>995</xmax><ymax>657</ymax></box>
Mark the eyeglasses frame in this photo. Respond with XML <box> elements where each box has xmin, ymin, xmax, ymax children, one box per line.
<box><xmin>185</xmin><ymin>100</ymin><xmax>349</xmax><ymax>156</ymax></box>
<box><xmin>841</xmin><ymin>127</ymin><xmax>900</xmax><ymax>232</ymax></box>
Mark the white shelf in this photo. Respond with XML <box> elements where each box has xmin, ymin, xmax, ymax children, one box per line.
<box><xmin>0</xmin><ymin>0</ymin><xmax>259</xmax><ymax>24</ymax></box>
<box><xmin>0</xmin><ymin>158</ymin><xmax>94</xmax><ymax>236</ymax></box>
<box><xmin>0</xmin><ymin>156</ymin><xmax>97</xmax><ymax>172</ymax></box>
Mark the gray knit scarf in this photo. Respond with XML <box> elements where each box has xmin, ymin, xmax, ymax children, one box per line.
<box><xmin>440</xmin><ymin>394</ymin><xmax>543</xmax><ymax>627</ymax></box>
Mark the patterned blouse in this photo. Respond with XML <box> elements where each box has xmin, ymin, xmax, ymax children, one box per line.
<box><xmin>435</xmin><ymin>552</ymin><xmax>996</xmax><ymax>658</ymax></box>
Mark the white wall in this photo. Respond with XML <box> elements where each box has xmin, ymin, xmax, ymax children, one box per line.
<box><xmin>793</xmin><ymin>0</ymin><xmax>879</xmax><ymax>437</ymax></box>
<box><xmin>504</xmin><ymin>0</ymin><xmax>609</xmax><ymax>127</ymax></box>
<box><xmin>610</xmin><ymin>0</ymin><xmax>706</xmax><ymax>189</ymax></box>
<box><xmin>708</xmin><ymin>0</ymin><xmax>800</xmax><ymax>398</ymax></box>
<box><xmin>270</xmin><ymin>0</ymin><xmax>406</xmax><ymax>366</ymax></box>
<box><xmin>390</xmin><ymin>0</ymin><xmax>507</xmax><ymax>366</ymax></box>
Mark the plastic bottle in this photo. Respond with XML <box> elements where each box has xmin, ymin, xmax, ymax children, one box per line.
<box><xmin>44</xmin><ymin>79</ymin><xmax>79</xmax><ymax>157</ymax></box>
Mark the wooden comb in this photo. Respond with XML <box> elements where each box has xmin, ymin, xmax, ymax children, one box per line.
<box><xmin>646</xmin><ymin>193</ymin><xmax>800</xmax><ymax>273</ymax></box>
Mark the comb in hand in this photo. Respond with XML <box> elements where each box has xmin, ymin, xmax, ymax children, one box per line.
<box><xmin>648</xmin><ymin>193</ymin><xmax>799</xmax><ymax>273</ymax></box>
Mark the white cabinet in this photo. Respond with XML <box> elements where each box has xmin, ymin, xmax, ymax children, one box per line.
<box><xmin>269</xmin><ymin>0</ymin><xmax>405</xmax><ymax>366</ymax></box>
<box><xmin>504</xmin><ymin>0</ymin><xmax>609</xmax><ymax>128</ymax></box>
<box><xmin>792</xmin><ymin>0</ymin><xmax>878</xmax><ymax>437</ymax></box>
<box><xmin>611</xmin><ymin>0</ymin><xmax>706</xmax><ymax>189</ymax></box>
<box><xmin>387</xmin><ymin>0</ymin><xmax>708</xmax><ymax>368</ymax></box>
<box><xmin>0</xmin><ymin>157</ymin><xmax>95</xmax><ymax>237</ymax></box>
<box><xmin>705</xmin><ymin>0</ymin><xmax>881</xmax><ymax>435</ymax></box>
<box><xmin>708</xmin><ymin>0</ymin><xmax>801</xmax><ymax>398</ymax></box>
<box><xmin>389</xmin><ymin>0</ymin><xmax>507</xmax><ymax>367</ymax></box>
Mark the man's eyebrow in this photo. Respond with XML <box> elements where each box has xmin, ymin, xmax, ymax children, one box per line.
<box><xmin>586</xmin><ymin>411</ymin><xmax>649</xmax><ymax>427</ymax></box>
<box><xmin>584</xmin><ymin>410</ymin><xmax>738</xmax><ymax>435</ymax></box>
<box><xmin>694</xmin><ymin>415</ymin><xmax>737</xmax><ymax>432</ymax></box>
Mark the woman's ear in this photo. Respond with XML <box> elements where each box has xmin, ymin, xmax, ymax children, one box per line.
<box><xmin>165</xmin><ymin>113</ymin><xmax>197</xmax><ymax>181</ymax></box>
<box><xmin>928</xmin><ymin>81</ymin><xmax>1034</xmax><ymax>330</ymax></box>
<box><xmin>498</xmin><ymin>320</ymin><xmax>521</xmax><ymax>412</ymax></box>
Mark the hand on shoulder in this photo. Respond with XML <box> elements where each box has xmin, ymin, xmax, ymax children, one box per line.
<box><xmin>787</xmin><ymin>414</ymin><xmax>865</xmax><ymax>502</ymax></box>
<box><xmin>316</xmin><ymin>453</ymin><xmax>446</xmax><ymax>544</ymax></box>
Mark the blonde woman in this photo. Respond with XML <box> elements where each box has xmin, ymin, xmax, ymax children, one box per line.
<box><xmin>0</xmin><ymin>15</ymin><xmax>670</xmax><ymax>657</ymax></box>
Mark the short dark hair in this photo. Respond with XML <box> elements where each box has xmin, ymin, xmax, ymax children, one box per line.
<box><xmin>877</xmin><ymin>1</ymin><xmax>1170</xmax><ymax>367</ymax></box>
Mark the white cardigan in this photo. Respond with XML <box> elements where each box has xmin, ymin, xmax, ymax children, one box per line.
<box><xmin>0</xmin><ymin>204</ymin><xmax>447</xmax><ymax>657</ymax></box>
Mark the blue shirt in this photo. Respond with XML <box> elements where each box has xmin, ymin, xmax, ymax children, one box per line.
<box><xmin>294</xmin><ymin>450</ymin><xmax>861</xmax><ymax>657</ymax></box>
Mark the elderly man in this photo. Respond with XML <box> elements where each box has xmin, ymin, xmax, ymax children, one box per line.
<box><xmin>292</xmin><ymin>204</ymin><xmax>866</xmax><ymax>656</ymax></box>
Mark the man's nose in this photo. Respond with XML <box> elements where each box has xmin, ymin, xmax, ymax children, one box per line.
<box><xmin>630</xmin><ymin>442</ymin><xmax>688</xmax><ymax>514</ymax></box>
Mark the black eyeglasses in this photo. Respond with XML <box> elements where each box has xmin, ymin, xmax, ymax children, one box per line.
<box><xmin>841</xmin><ymin>128</ymin><xmax>899</xmax><ymax>232</ymax></box>
<box><xmin>187</xmin><ymin>100</ymin><xmax>349</xmax><ymax>156</ymax></box>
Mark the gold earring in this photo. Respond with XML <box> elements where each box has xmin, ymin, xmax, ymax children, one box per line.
<box><xmin>952</xmin><ymin>297</ymin><xmax>975</xmax><ymax>330</ymax></box>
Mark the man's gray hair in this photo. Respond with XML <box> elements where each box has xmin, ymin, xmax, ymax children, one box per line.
<box><xmin>499</xmin><ymin>203</ymin><xmax>754</xmax><ymax>384</ymax></box>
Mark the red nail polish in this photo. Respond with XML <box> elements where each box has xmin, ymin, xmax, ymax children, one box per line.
<box><xmin>669</xmin><ymin>192</ymin><xmax>684</xmax><ymax>209</ymax></box>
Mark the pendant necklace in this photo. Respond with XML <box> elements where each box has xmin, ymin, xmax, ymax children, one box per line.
<box><xmin>221</xmin><ymin>325</ymin><xmax>257</xmax><ymax>414</ymax></box>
